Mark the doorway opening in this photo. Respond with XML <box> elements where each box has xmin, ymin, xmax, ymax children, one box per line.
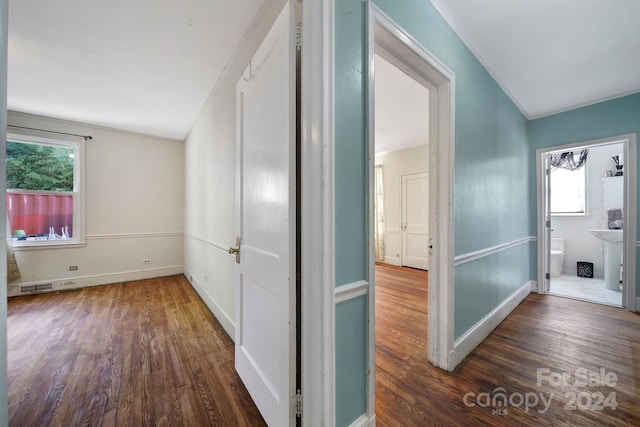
<box><xmin>372</xmin><ymin>48</ymin><xmax>430</xmax><ymax>420</ymax></box>
<box><xmin>366</xmin><ymin>3</ymin><xmax>456</xmax><ymax>420</ymax></box>
<box><xmin>536</xmin><ymin>134</ymin><xmax>637</xmax><ymax>311</ymax></box>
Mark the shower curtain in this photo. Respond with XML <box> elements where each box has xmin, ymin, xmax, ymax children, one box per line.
<box><xmin>374</xmin><ymin>164</ymin><xmax>385</xmax><ymax>262</ymax></box>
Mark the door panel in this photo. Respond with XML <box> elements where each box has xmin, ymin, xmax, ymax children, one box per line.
<box><xmin>544</xmin><ymin>154</ymin><xmax>551</xmax><ymax>293</ymax></box>
<box><xmin>402</xmin><ymin>172</ymin><xmax>428</xmax><ymax>270</ymax></box>
<box><xmin>235</xmin><ymin>3</ymin><xmax>296</xmax><ymax>425</ymax></box>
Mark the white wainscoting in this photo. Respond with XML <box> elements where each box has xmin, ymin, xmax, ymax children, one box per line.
<box><xmin>552</xmin><ymin>216</ymin><xmax>605</xmax><ymax>278</ymax></box>
<box><xmin>9</xmin><ymin>231</ymin><xmax>184</xmax><ymax>297</ymax></box>
<box><xmin>8</xmin><ymin>265</ymin><xmax>184</xmax><ymax>298</ymax></box>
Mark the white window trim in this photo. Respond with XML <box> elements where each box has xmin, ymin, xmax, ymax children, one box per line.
<box><xmin>7</xmin><ymin>132</ymin><xmax>85</xmax><ymax>250</ymax></box>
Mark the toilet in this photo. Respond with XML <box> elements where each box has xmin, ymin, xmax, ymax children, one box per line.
<box><xmin>550</xmin><ymin>238</ymin><xmax>565</xmax><ymax>277</ymax></box>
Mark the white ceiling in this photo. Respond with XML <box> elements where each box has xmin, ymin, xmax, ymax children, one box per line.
<box><xmin>430</xmin><ymin>0</ymin><xmax>640</xmax><ymax>119</ymax></box>
<box><xmin>7</xmin><ymin>1</ymin><xmax>640</xmax><ymax>141</ymax></box>
<box><xmin>375</xmin><ymin>54</ymin><xmax>429</xmax><ymax>154</ymax></box>
<box><xmin>8</xmin><ymin>0</ymin><xmax>264</xmax><ymax>140</ymax></box>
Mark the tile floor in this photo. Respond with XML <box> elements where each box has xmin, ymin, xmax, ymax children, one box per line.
<box><xmin>549</xmin><ymin>273</ymin><xmax>622</xmax><ymax>306</ymax></box>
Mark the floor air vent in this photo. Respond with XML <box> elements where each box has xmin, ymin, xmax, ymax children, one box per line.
<box><xmin>20</xmin><ymin>283</ymin><xmax>53</xmax><ymax>294</ymax></box>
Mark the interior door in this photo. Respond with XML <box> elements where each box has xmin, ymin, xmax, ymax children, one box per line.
<box><xmin>402</xmin><ymin>172</ymin><xmax>429</xmax><ymax>270</ymax></box>
<box><xmin>544</xmin><ymin>154</ymin><xmax>552</xmax><ymax>293</ymax></box>
<box><xmin>234</xmin><ymin>3</ymin><xmax>296</xmax><ymax>425</ymax></box>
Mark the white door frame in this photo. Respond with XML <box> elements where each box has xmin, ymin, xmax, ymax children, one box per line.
<box><xmin>536</xmin><ymin>133</ymin><xmax>637</xmax><ymax>312</ymax></box>
<box><xmin>300</xmin><ymin>2</ymin><xmax>455</xmax><ymax>424</ymax></box>
<box><xmin>300</xmin><ymin>0</ymin><xmax>336</xmax><ymax>425</ymax></box>
<box><xmin>366</xmin><ymin>3</ymin><xmax>456</xmax><ymax>417</ymax></box>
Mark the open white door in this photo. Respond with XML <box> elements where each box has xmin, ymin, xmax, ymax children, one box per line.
<box><xmin>402</xmin><ymin>172</ymin><xmax>429</xmax><ymax>270</ymax></box>
<box><xmin>543</xmin><ymin>154</ymin><xmax>551</xmax><ymax>293</ymax></box>
<box><xmin>234</xmin><ymin>3</ymin><xmax>297</xmax><ymax>426</ymax></box>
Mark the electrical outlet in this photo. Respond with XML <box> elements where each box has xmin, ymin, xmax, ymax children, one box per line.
<box><xmin>69</xmin><ymin>265</ymin><xmax>78</xmax><ymax>271</ymax></box>
<box><xmin>143</xmin><ymin>258</ymin><xmax>152</xmax><ymax>264</ymax></box>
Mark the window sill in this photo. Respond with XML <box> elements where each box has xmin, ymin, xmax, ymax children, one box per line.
<box><xmin>11</xmin><ymin>241</ymin><xmax>87</xmax><ymax>251</ymax></box>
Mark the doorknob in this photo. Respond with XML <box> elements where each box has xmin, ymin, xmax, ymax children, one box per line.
<box><xmin>229</xmin><ymin>237</ymin><xmax>241</xmax><ymax>264</ymax></box>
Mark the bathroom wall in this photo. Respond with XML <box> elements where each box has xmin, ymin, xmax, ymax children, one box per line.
<box><xmin>551</xmin><ymin>143</ymin><xmax>623</xmax><ymax>277</ymax></box>
<box><xmin>528</xmin><ymin>92</ymin><xmax>640</xmax><ymax>299</ymax></box>
<box><xmin>375</xmin><ymin>145</ymin><xmax>428</xmax><ymax>265</ymax></box>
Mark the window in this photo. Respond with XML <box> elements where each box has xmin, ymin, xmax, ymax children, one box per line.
<box><xmin>6</xmin><ymin>133</ymin><xmax>84</xmax><ymax>248</ymax></box>
<box><xmin>550</xmin><ymin>166</ymin><xmax>586</xmax><ymax>215</ymax></box>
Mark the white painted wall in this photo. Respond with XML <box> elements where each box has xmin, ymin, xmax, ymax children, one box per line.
<box><xmin>184</xmin><ymin>0</ymin><xmax>286</xmax><ymax>339</ymax></box>
<box><xmin>375</xmin><ymin>145</ymin><xmax>428</xmax><ymax>266</ymax></box>
<box><xmin>551</xmin><ymin>143</ymin><xmax>623</xmax><ymax>277</ymax></box>
<box><xmin>7</xmin><ymin>111</ymin><xmax>184</xmax><ymax>293</ymax></box>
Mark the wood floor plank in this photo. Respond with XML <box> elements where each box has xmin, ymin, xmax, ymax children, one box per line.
<box><xmin>375</xmin><ymin>263</ymin><xmax>640</xmax><ymax>426</ymax></box>
<box><xmin>8</xmin><ymin>274</ymin><xmax>266</xmax><ymax>426</ymax></box>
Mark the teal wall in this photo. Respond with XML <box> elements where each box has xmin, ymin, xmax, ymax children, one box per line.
<box><xmin>334</xmin><ymin>0</ymin><xmax>640</xmax><ymax>424</ymax></box>
<box><xmin>335</xmin><ymin>0</ymin><xmax>367</xmax><ymax>287</ymax></box>
<box><xmin>335</xmin><ymin>297</ymin><xmax>368</xmax><ymax>426</ymax></box>
<box><xmin>370</xmin><ymin>0</ymin><xmax>532</xmax><ymax>336</ymax></box>
<box><xmin>529</xmin><ymin>93</ymin><xmax>640</xmax><ymax>296</ymax></box>
<box><xmin>334</xmin><ymin>0</ymin><xmax>533</xmax><ymax>424</ymax></box>
<box><xmin>334</xmin><ymin>1</ymin><xmax>368</xmax><ymax>426</ymax></box>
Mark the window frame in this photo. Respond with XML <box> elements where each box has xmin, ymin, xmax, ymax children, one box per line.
<box><xmin>549</xmin><ymin>162</ymin><xmax>588</xmax><ymax>217</ymax></box>
<box><xmin>6</xmin><ymin>132</ymin><xmax>86</xmax><ymax>249</ymax></box>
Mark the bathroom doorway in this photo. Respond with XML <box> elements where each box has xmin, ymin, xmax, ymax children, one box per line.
<box><xmin>536</xmin><ymin>135</ymin><xmax>637</xmax><ymax>310</ymax></box>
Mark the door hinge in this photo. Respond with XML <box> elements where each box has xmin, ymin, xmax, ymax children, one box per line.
<box><xmin>296</xmin><ymin>24</ymin><xmax>302</xmax><ymax>50</ymax></box>
<box><xmin>546</xmin><ymin>220</ymin><xmax>551</xmax><ymax>228</ymax></box>
<box><xmin>295</xmin><ymin>389</ymin><xmax>302</xmax><ymax>417</ymax></box>
<box><xmin>545</xmin><ymin>272</ymin><xmax>550</xmax><ymax>280</ymax></box>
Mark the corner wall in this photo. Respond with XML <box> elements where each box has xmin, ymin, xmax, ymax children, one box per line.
<box><xmin>7</xmin><ymin>112</ymin><xmax>184</xmax><ymax>292</ymax></box>
<box><xmin>183</xmin><ymin>0</ymin><xmax>286</xmax><ymax>339</ymax></box>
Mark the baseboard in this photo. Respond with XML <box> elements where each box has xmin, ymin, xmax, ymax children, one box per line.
<box><xmin>349</xmin><ymin>413</ymin><xmax>376</xmax><ymax>427</ymax></box>
<box><xmin>530</xmin><ymin>281</ymin><xmax>538</xmax><ymax>292</ymax></box>
<box><xmin>636</xmin><ymin>297</ymin><xmax>640</xmax><ymax>312</ymax></box>
<box><xmin>7</xmin><ymin>265</ymin><xmax>184</xmax><ymax>297</ymax></box>
<box><xmin>383</xmin><ymin>256</ymin><xmax>401</xmax><ymax>266</ymax></box>
<box><xmin>452</xmin><ymin>280</ymin><xmax>532</xmax><ymax>368</ymax></box>
<box><xmin>184</xmin><ymin>268</ymin><xmax>235</xmax><ymax>340</ymax></box>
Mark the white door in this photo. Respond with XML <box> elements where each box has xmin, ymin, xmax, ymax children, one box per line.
<box><xmin>544</xmin><ymin>154</ymin><xmax>552</xmax><ymax>293</ymax></box>
<box><xmin>402</xmin><ymin>172</ymin><xmax>429</xmax><ymax>270</ymax></box>
<box><xmin>234</xmin><ymin>3</ymin><xmax>296</xmax><ymax>426</ymax></box>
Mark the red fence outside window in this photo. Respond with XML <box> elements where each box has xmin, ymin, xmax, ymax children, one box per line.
<box><xmin>6</xmin><ymin>192</ymin><xmax>73</xmax><ymax>238</ymax></box>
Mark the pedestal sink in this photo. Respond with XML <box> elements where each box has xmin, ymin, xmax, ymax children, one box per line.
<box><xmin>589</xmin><ymin>229</ymin><xmax>623</xmax><ymax>290</ymax></box>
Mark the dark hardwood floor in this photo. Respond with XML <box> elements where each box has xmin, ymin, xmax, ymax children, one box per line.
<box><xmin>8</xmin><ymin>267</ymin><xmax>640</xmax><ymax>426</ymax></box>
<box><xmin>375</xmin><ymin>263</ymin><xmax>640</xmax><ymax>426</ymax></box>
<box><xmin>7</xmin><ymin>275</ymin><xmax>266</xmax><ymax>427</ymax></box>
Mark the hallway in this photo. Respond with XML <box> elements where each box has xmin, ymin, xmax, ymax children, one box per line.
<box><xmin>374</xmin><ymin>263</ymin><xmax>640</xmax><ymax>426</ymax></box>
